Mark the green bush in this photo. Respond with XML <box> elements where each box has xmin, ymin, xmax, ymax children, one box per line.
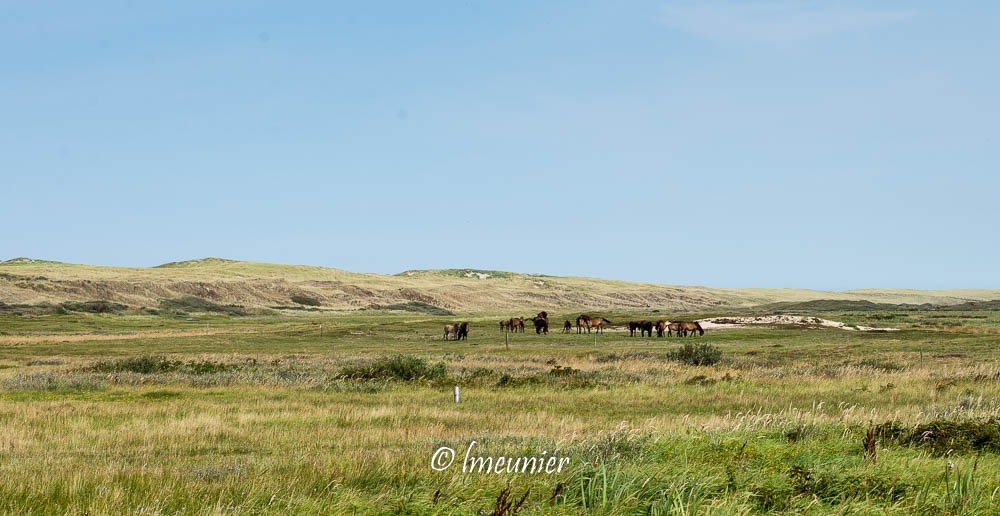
<box><xmin>89</xmin><ymin>355</ymin><xmax>233</xmax><ymax>375</ymax></box>
<box><xmin>856</xmin><ymin>358</ymin><xmax>905</xmax><ymax>372</ymax></box>
<box><xmin>60</xmin><ymin>300</ymin><xmax>127</xmax><ymax>313</ymax></box>
<box><xmin>337</xmin><ymin>355</ymin><xmax>447</xmax><ymax>381</ymax></box>
<box><xmin>669</xmin><ymin>342</ymin><xmax>723</xmax><ymax>366</ymax></box>
<box><xmin>159</xmin><ymin>296</ymin><xmax>246</xmax><ymax>316</ymax></box>
<box><xmin>290</xmin><ymin>295</ymin><xmax>321</xmax><ymax>306</ymax></box>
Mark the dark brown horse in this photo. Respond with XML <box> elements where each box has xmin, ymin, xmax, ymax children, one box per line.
<box><xmin>576</xmin><ymin>315</ymin><xmax>591</xmax><ymax>334</ymax></box>
<box><xmin>456</xmin><ymin>322</ymin><xmax>471</xmax><ymax>340</ymax></box>
<box><xmin>639</xmin><ymin>320</ymin><xmax>654</xmax><ymax>337</ymax></box>
<box><xmin>627</xmin><ymin>321</ymin><xmax>641</xmax><ymax>337</ymax></box>
<box><xmin>531</xmin><ymin>315</ymin><xmax>549</xmax><ymax>334</ymax></box>
<box><xmin>562</xmin><ymin>320</ymin><xmax>572</xmax><ymax>333</ymax></box>
<box><xmin>499</xmin><ymin>319</ymin><xmax>509</xmax><ymax>332</ymax></box>
<box><xmin>677</xmin><ymin>321</ymin><xmax>704</xmax><ymax>337</ymax></box>
<box><xmin>508</xmin><ymin>317</ymin><xmax>525</xmax><ymax>333</ymax></box>
<box><xmin>655</xmin><ymin>320</ymin><xmax>666</xmax><ymax>337</ymax></box>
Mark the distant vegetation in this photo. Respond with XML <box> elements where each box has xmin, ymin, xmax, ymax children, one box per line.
<box><xmin>760</xmin><ymin>299</ymin><xmax>1000</xmax><ymax>312</ymax></box>
<box><xmin>372</xmin><ymin>301</ymin><xmax>454</xmax><ymax>316</ymax></box>
<box><xmin>158</xmin><ymin>296</ymin><xmax>246</xmax><ymax>316</ymax></box>
<box><xmin>290</xmin><ymin>295</ymin><xmax>321</xmax><ymax>306</ymax></box>
<box><xmin>60</xmin><ymin>300</ymin><xmax>127</xmax><ymax>314</ymax></box>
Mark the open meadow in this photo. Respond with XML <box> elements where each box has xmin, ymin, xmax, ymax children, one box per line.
<box><xmin>1</xmin><ymin>305</ymin><xmax>1000</xmax><ymax>514</ymax></box>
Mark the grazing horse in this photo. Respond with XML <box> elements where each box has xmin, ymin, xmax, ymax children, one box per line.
<box><xmin>443</xmin><ymin>324</ymin><xmax>459</xmax><ymax>340</ymax></box>
<box><xmin>509</xmin><ymin>317</ymin><xmax>525</xmax><ymax>333</ymax></box>
<box><xmin>576</xmin><ymin>315</ymin><xmax>591</xmax><ymax>334</ymax></box>
<box><xmin>667</xmin><ymin>322</ymin><xmax>682</xmax><ymax>337</ymax></box>
<box><xmin>499</xmin><ymin>319</ymin><xmax>509</xmax><ymax>332</ymax></box>
<box><xmin>531</xmin><ymin>315</ymin><xmax>549</xmax><ymax>334</ymax></box>
<box><xmin>639</xmin><ymin>320</ymin><xmax>654</xmax><ymax>337</ymax></box>
<box><xmin>456</xmin><ymin>322</ymin><xmax>471</xmax><ymax>340</ymax></box>
<box><xmin>677</xmin><ymin>321</ymin><xmax>704</xmax><ymax>337</ymax></box>
<box><xmin>562</xmin><ymin>320</ymin><xmax>572</xmax><ymax>333</ymax></box>
<box><xmin>628</xmin><ymin>321</ymin><xmax>641</xmax><ymax>337</ymax></box>
<box><xmin>655</xmin><ymin>320</ymin><xmax>667</xmax><ymax>337</ymax></box>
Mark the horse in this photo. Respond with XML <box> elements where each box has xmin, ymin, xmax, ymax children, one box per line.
<box><xmin>499</xmin><ymin>319</ymin><xmax>509</xmax><ymax>332</ymax></box>
<box><xmin>667</xmin><ymin>322</ymin><xmax>682</xmax><ymax>337</ymax></box>
<box><xmin>576</xmin><ymin>315</ymin><xmax>591</xmax><ymax>334</ymax></box>
<box><xmin>456</xmin><ymin>322</ymin><xmax>471</xmax><ymax>340</ymax></box>
<box><xmin>443</xmin><ymin>324</ymin><xmax>459</xmax><ymax>340</ymax></box>
<box><xmin>627</xmin><ymin>321</ymin><xmax>641</xmax><ymax>337</ymax></box>
<box><xmin>655</xmin><ymin>320</ymin><xmax>667</xmax><ymax>337</ymax></box>
<box><xmin>639</xmin><ymin>320</ymin><xmax>654</xmax><ymax>337</ymax></box>
<box><xmin>562</xmin><ymin>320</ymin><xmax>572</xmax><ymax>333</ymax></box>
<box><xmin>509</xmin><ymin>317</ymin><xmax>525</xmax><ymax>333</ymax></box>
<box><xmin>677</xmin><ymin>321</ymin><xmax>704</xmax><ymax>337</ymax></box>
<box><xmin>581</xmin><ymin>316</ymin><xmax>611</xmax><ymax>334</ymax></box>
<box><xmin>531</xmin><ymin>315</ymin><xmax>549</xmax><ymax>334</ymax></box>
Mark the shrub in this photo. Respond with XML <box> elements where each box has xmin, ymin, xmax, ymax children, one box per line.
<box><xmin>290</xmin><ymin>295</ymin><xmax>321</xmax><ymax>306</ymax></box>
<box><xmin>669</xmin><ymin>342</ymin><xmax>722</xmax><ymax>366</ymax></box>
<box><xmin>373</xmin><ymin>301</ymin><xmax>454</xmax><ymax>316</ymax></box>
<box><xmin>337</xmin><ymin>355</ymin><xmax>447</xmax><ymax>381</ymax></box>
<box><xmin>159</xmin><ymin>296</ymin><xmax>246</xmax><ymax>316</ymax></box>
<box><xmin>25</xmin><ymin>358</ymin><xmax>65</xmax><ymax>366</ymax></box>
<box><xmin>856</xmin><ymin>358</ymin><xmax>905</xmax><ymax>372</ymax></box>
<box><xmin>60</xmin><ymin>300</ymin><xmax>127</xmax><ymax>313</ymax></box>
<box><xmin>89</xmin><ymin>355</ymin><xmax>233</xmax><ymax>375</ymax></box>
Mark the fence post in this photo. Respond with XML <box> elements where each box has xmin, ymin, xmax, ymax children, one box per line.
<box><xmin>454</xmin><ymin>386</ymin><xmax>460</xmax><ymax>403</ymax></box>
<box><xmin>505</xmin><ymin>329</ymin><xmax>509</xmax><ymax>350</ymax></box>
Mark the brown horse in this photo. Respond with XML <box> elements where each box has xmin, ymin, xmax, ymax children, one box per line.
<box><xmin>562</xmin><ymin>320</ymin><xmax>572</xmax><ymax>333</ymax></box>
<box><xmin>509</xmin><ymin>317</ymin><xmax>525</xmax><ymax>333</ymax></box>
<box><xmin>677</xmin><ymin>321</ymin><xmax>704</xmax><ymax>337</ymax></box>
<box><xmin>580</xmin><ymin>316</ymin><xmax>612</xmax><ymax>334</ymax></box>
<box><xmin>456</xmin><ymin>322</ymin><xmax>471</xmax><ymax>340</ymax></box>
<box><xmin>638</xmin><ymin>320</ymin><xmax>654</xmax><ymax>337</ymax></box>
<box><xmin>655</xmin><ymin>320</ymin><xmax>667</xmax><ymax>337</ymax></box>
<box><xmin>627</xmin><ymin>321</ymin><xmax>641</xmax><ymax>337</ymax></box>
<box><xmin>499</xmin><ymin>320</ymin><xmax>509</xmax><ymax>332</ymax></box>
<box><xmin>576</xmin><ymin>314</ymin><xmax>591</xmax><ymax>334</ymax></box>
<box><xmin>667</xmin><ymin>322</ymin><xmax>682</xmax><ymax>337</ymax></box>
<box><xmin>443</xmin><ymin>324</ymin><xmax>459</xmax><ymax>340</ymax></box>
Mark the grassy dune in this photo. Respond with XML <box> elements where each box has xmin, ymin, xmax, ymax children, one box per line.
<box><xmin>0</xmin><ymin>308</ymin><xmax>999</xmax><ymax>513</ymax></box>
<box><xmin>3</xmin><ymin>257</ymin><xmax>999</xmax><ymax>312</ymax></box>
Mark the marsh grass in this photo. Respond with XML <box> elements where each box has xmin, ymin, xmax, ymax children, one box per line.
<box><xmin>0</xmin><ymin>309</ymin><xmax>998</xmax><ymax>513</ymax></box>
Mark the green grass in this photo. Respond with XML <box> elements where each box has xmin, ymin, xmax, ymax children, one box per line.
<box><xmin>0</xmin><ymin>309</ymin><xmax>999</xmax><ymax>513</ymax></box>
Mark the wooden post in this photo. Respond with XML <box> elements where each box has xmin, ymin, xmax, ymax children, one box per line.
<box><xmin>454</xmin><ymin>386</ymin><xmax>460</xmax><ymax>403</ymax></box>
<box><xmin>320</xmin><ymin>324</ymin><xmax>323</xmax><ymax>337</ymax></box>
<box><xmin>505</xmin><ymin>329</ymin><xmax>509</xmax><ymax>350</ymax></box>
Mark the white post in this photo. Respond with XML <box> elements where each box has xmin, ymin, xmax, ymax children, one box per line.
<box><xmin>454</xmin><ymin>386</ymin><xmax>460</xmax><ymax>403</ymax></box>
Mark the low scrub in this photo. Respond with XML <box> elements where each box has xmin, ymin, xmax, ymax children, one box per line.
<box><xmin>89</xmin><ymin>355</ymin><xmax>234</xmax><ymax>375</ymax></box>
<box><xmin>337</xmin><ymin>355</ymin><xmax>447</xmax><ymax>381</ymax></box>
<box><xmin>374</xmin><ymin>301</ymin><xmax>454</xmax><ymax>316</ymax></box>
<box><xmin>669</xmin><ymin>342</ymin><xmax>723</xmax><ymax>366</ymax></box>
<box><xmin>61</xmin><ymin>300</ymin><xmax>127</xmax><ymax>314</ymax></box>
<box><xmin>874</xmin><ymin>417</ymin><xmax>1000</xmax><ymax>455</ymax></box>
<box><xmin>159</xmin><ymin>296</ymin><xmax>246</xmax><ymax>316</ymax></box>
<box><xmin>856</xmin><ymin>358</ymin><xmax>906</xmax><ymax>372</ymax></box>
<box><xmin>290</xmin><ymin>295</ymin><xmax>321</xmax><ymax>306</ymax></box>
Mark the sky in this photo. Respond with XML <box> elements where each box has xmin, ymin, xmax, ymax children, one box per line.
<box><xmin>2</xmin><ymin>1</ymin><xmax>998</xmax><ymax>290</ymax></box>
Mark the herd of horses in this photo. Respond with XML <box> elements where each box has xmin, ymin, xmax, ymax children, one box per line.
<box><xmin>626</xmin><ymin>320</ymin><xmax>704</xmax><ymax>337</ymax></box>
<box><xmin>442</xmin><ymin>313</ymin><xmax>705</xmax><ymax>340</ymax></box>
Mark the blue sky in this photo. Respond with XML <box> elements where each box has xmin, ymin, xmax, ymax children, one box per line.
<box><xmin>2</xmin><ymin>1</ymin><xmax>997</xmax><ymax>289</ymax></box>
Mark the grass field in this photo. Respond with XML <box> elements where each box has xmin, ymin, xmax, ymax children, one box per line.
<box><xmin>1</xmin><ymin>307</ymin><xmax>999</xmax><ymax>514</ymax></box>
